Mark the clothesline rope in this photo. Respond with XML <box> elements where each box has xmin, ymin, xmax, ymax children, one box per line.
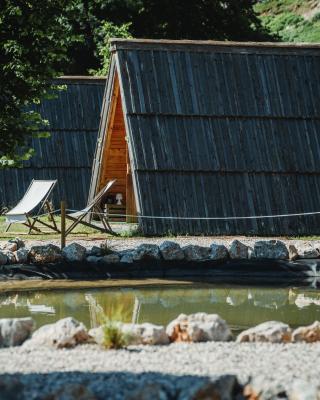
<box><xmin>65</xmin><ymin>209</ymin><xmax>320</xmax><ymax>221</ymax></box>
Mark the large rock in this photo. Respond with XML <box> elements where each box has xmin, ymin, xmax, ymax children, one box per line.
<box><xmin>90</xmin><ymin>323</ymin><xmax>169</xmax><ymax>346</ymax></box>
<box><xmin>0</xmin><ymin>251</ymin><xmax>8</xmax><ymax>265</ymax></box>
<box><xmin>177</xmin><ymin>375</ymin><xmax>239</xmax><ymax>400</ymax></box>
<box><xmin>292</xmin><ymin>321</ymin><xmax>320</xmax><ymax>343</ymax></box>
<box><xmin>0</xmin><ymin>317</ymin><xmax>34</xmax><ymax>347</ymax></box>
<box><xmin>45</xmin><ymin>384</ymin><xmax>97</xmax><ymax>400</ymax></box>
<box><xmin>237</xmin><ymin>321</ymin><xmax>292</xmax><ymax>343</ymax></box>
<box><xmin>86</xmin><ymin>255</ymin><xmax>102</xmax><ymax>263</ymax></box>
<box><xmin>210</xmin><ymin>243</ymin><xmax>229</xmax><ymax>260</ymax></box>
<box><xmin>29</xmin><ymin>244</ymin><xmax>62</xmax><ymax>264</ymax></box>
<box><xmin>14</xmin><ymin>248</ymin><xmax>29</xmax><ymax>264</ymax></box>
<box><xmin>101</xmin><ymin>253</ymin><xmax>120</xmax><ymax>264</ymax></box>
<box><xmin>62</xmin><ymin>242</ymin><xmax>86</xmax><ymax>262</ymax></box>
<box><xmin>290</xmin><ymin>243</ymin><xmax>320</xmax><ymax>259</ymax></box>
<box><xmin>129</xmin><ymin>383</ymin><xmax>171</xmax><ymax>400</ymax></box>
<box><xmin>229</xmin><ymin>240</ymin><xmax>251</xmax><ymax>259</ymax></box>
<box><xmin>23</xmin><ymin>317</ymin><xmax>90</xmax><ymax>348</ymax></box>
<box><xmin>4</xmin><ymin>238</ymin><xmax>25</xmax><ymax>251</ymax></box>
<box><xmin>253</xmin><ymin>240</ymin><xmax>289</xmax><ymax>259</ymax></box>
<box><xmin>244</xmin><ymin>376</ymin><xmax>287</xmax><ymax>400</ymax></box>
<box><xmin>159</xmin><ymin>241</ymin><xmax>185</xmax><ymax>261</ymax></box>
<box><xmin>121</xmin><ymin>322</ymin><xmax>169</xmax><ymax>345</ymax></box>
<box><xmin>133</xmin><ymin>244</ymin><xmax>161</xmax><ymax>261</ymax></box>
<box><xmin>3</xmin><ymin>250</ymin><xmax>16</xmax><ymax>264</ymax></box>
<box><xmin>182</xmin><ymin>245</ymin><xmax>211</xmax><ymax>262</ymax></box>
<box><xmin>289</xmin><ymin>380</ymin><xmax>320</xmax><ymax>400</ymax></box>
<box><xmin>120</xmin><ymin>251</ymin><xmax>134</xmax><ymax>264</ymax></box>
<box><xmin>166</xmin><ymin>313</ymin><xmax>232</xmax><ymax>342</ymax></box>
<box><xmin>0</xmin><ymin>376</ymin><xmax>24</xmax><ymax>400</ymax></box>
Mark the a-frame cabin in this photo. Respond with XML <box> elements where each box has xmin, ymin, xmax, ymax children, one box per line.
<box><xmin>89</xmin><ymin>38</ymin><xmax>320</xmax><ymax>236</ymax></box>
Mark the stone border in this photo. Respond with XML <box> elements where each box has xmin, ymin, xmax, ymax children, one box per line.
<box><xmin>0</xmin><ymin>238</ymin><xmax>320</xmax><ymax>281</ymax></box>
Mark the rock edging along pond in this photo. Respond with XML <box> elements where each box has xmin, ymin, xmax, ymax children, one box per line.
<box><xmin>1</xmin><ymin>313</ymin><xmax>320</xmax><ymax>349</ymax></box>
<box><xmin>1</xmin><ymin>238</ymin><xmax>320</xmax><ymax>280</ymax></box>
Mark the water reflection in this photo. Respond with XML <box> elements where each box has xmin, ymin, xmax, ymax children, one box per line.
<box><xmin>1</xmin><ymin>285</ymin><xmax>320</xmax><ymax>332</ymax></box>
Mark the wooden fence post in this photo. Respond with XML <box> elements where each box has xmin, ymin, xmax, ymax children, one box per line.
<box><xmin>60</xmin><ymin>200</ymin><xmax>66</xmax><ymax>249</ymax></box>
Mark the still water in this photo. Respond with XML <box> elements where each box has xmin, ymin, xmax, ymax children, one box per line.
<box><xmin>1</xmin><ymin>283</ymin><xmax>320</xmax><ymax>333</ymax></box>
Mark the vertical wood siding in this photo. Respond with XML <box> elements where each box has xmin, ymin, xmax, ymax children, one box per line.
<box><xmin>0</xmin><ymin>78</ymin><xmax>105</xmax><ymax>210</ymax></box>
<box><xmin>113</xmin><ymin>41</ymin><xmax>320</xmax><ymax>235</ymax></box>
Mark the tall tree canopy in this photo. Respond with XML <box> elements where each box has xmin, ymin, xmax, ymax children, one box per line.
<box><xmin>66</xmin><ymin>0</ymin><xmax>270</xmax><ymax>74</ymax></box>
<box><xmin>0</xmin><ymin>0</ymin><xmax>79</xmax><ymax>165</ymax></box>
<box><xmin>0</xmin><ymin>0</ymin><xmax>271</xmax><ymax>161</ymax></box>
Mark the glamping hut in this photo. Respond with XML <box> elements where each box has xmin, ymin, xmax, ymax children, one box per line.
<box><xmin>89</xmin><ymin>39</ymin><xmax>320</xmax><ymax>236</ymax></box>
<box><xmin>1</xmin><ymin>77</ymin><xmax>105</xmax><ymax>211</ymax></box>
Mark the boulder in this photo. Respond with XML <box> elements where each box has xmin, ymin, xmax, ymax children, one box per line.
<box><xmin>87</xmin><ymin>246</ymin><xmax>103</xmax><ymax>257</ymax></box>
<box><xmin>237</xmin><ymin>321</ymin><xmax>292</xmax><ymax>343</ymax></box>
<box><xmin>290</xmin><ymin>380</ymin><xmax>320</xmax><ymax>400</ymax></box>
<box><xmin>292</xmin><ymin>321</ymin><xmax>320</xmax><ymax>343</ymax></box>
<box><xmin>182</xmin><ymin>245</ymin><xmax>211</xmax><ymax>262</ymax></box>
<box><xmin>289</xmin><ymin>244</ymin><xmax>299</xmax><ymax>261</ymax></box>
<box><xmin>121</xmin><ymin>322</ymin><xmax>169</xmax><ymax>345</ymax></box>
<box><xmin>0</xmin><ymin>317</ymin><xmax>34</xmax><ymax>347</ymax></box>
<box><xmin>133</xmin><ymin>244</ymin><xmax>161</xmax><ymax>261</ymax></box>
<box><xmin>291</xmin><ymin>243</ymin><xmax>319</xmax><ymax>259</ymax></box>
<box><xmin>3</xmin><ymin>250</ymin><xmax>16</xmax><ymax>264</ymax></box>
<box><xmin>45</xmin><ymin>384</ymin><xmax>97</xmax><ymax>400</ymax></box>
<box><xmin>244</xmin><ymin>376</ymin><xmax>287</xmax><ymax>400</ymax></box>
<box><xmin>120</xmin><ymin>251</ymin><xmax>134</xmax><ymax>264</ymax></box>
<box><xmin>62</xmin><ymin>242</ymin><xmax>86</xmax><ymax>262</ymax></box>
<box><xmin>14</xmin><ymin>248</ymin><xmax>29</xmax><ymax>264</ymax></box>
<box><xmin>5</xmin><ymin>238</ymin><xmax>25</xmax><ymax>251</ymax></box>
<box><xmin>129</xmin><ymin>383</ymin><xmax>171</xmax><ymax>400</ymax></box>
<box><xmin>229</xmin><ymin>240</ymin><xmax>251</xmax><ymax>259</ymax></box>
<box><xmin>23</xmin><ymin>317</ymin><xmax>90</xmax><ymax>348</ymax></box>
<box><xmin>159</xmin><ymin>241</ymin><xmax>185</xmax><ymax>261</ymax></box>
<box><xmin>210</xmin><ymin>243</ymin><xmax>229</xmax><ymax>260</ymax></box>
<box><xmin>0</xmin><ymin>251</ymin><xmax>8</xmax><ymax>265</ymax></box>
<box><xmin>177</xmin><ymin>375</ymin><xmax>239</xmax><ymax>400</ymax></box>
<box><xmin>166</xmin><ymin>313</ymin><xmax>232</xmax><ymax>342</ymax></box>
<box><xmin>253</xmin><ymin>240</ymin><xmax>289</xmax><ymax>259</ymax></box>
<box><xmin>86</xmin><ymin>255</ymin><xmax>102</xmax><ymax>263</ymax></box>
<box><xmin>3</xmin><ymin>241</ymin><xmax>17</xmax><ymax>252</ymax></box>
<box><xmin>29</xmin><ymin>244</ymin><xmax>62</xmax><ymax>264</ymax></box>
<box><xmin>102</xmin><ymin>253</ymin><xmax>120</xmax><ymax>264</ymax></box>
<box><xmin>0</xmin><ymin>376</ymin><xmax>24</xmax><ymax>400</ymax></box>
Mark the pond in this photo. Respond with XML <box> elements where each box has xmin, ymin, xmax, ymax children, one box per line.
<box><xmin>0</xmin><ymin>282</ymin><xmax>320</xmax><ymax>334</ymax></box>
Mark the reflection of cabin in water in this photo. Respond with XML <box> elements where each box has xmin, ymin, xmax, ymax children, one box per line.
<box><xmin>89</xmin><ymin>39</ymin><xmax>320</xmax><ymax>236</ymax></box>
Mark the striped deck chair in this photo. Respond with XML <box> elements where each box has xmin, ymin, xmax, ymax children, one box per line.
<box><xmin>5</xmin><ymin>180</ymin><xmax>58</xmax><ymax>233</ymax></box>
<box><xmin>66</xmin><ymin>179</ymin><xmax>117</xmax><ymax>235</ymax></box>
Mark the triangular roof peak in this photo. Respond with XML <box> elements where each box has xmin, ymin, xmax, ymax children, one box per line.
<box><xmin>110</xmin><ymin>38</ymin><xmax>320</xmax><ymax>54</ymax></box>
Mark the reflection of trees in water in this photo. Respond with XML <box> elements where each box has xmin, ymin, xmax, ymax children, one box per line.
<box><xmin>1</xmin><ymin>287</ymin><xmax>320</xmax><ymax>330</ymax></box>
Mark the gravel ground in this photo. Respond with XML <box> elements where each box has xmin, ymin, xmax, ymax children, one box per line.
<box><xmin>1</xmin><ymin>235</ymin><xmax>318</xmax><ymax>252</ymax></box>
<box><xmin>0</xmin><ymin>342</ymin><xmax>319</xmax><ymax>398</ymax></box>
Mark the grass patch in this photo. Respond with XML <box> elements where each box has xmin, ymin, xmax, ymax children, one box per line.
<box><xmin>0</xmin><ymin>215</ymin><xmax>111</xmax><ymax>241</ymax></box>
<box><xmin>99</xmin><ymin>305</ymin><xmax>132</xmax><ymax>350</ymax></box>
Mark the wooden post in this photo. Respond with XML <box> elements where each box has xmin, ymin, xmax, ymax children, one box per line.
<box><xmin>60</xmin><ymin>200</ymin><xmax>66</xmax><ymax>249</ymax></box>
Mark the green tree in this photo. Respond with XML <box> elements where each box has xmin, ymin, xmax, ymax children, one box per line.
<box><xmin>65</xmin><ymin>0</ymin><xmax>272</xmax><ymax>74</ymax></box>
<box><xmin>0</xmin><ymin>0</ymin><xmax>79</xmax><ymax>165</ymax></box>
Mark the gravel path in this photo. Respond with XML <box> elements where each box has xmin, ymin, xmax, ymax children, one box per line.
<box><xmin>0</xmin><ymin>342</ymin><xmax>319</xmax><ymax>398</ymax></box>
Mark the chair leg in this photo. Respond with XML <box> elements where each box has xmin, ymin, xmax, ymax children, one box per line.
<box><xmin>5</xmin><ymin>223</ymin><xmax>12</xmax><ymax>233</ymax></box>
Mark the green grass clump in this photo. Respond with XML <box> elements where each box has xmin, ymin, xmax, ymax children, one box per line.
<box><xmin>99</xmin><ymin>305</ymin><xmax>131</xmax><ymax>350</ymax></box>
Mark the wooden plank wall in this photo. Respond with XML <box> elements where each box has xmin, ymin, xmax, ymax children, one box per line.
<box><xmin>99</xmin><ymin>82</ymin><xmax>127</xmax><ymax>204</ymax></box>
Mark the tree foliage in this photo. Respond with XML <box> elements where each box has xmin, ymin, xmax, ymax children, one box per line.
<box><xmin>0</xmin><ymin>0</ymin><xmax>79</xmax><ymax>165</ymax></box>
<box><xmin>66</xmin><ymin>0</ymin><xmax>271</xmax><ymax>74</ymax></box>
<box><xmin>0</xmin><ymin>0</ymin><xmax>271</xmax><ymax>162</ymax></box>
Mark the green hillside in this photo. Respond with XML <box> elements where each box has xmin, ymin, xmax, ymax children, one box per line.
<box><xmin>254</xmin><ymin>0</ymin><xmax>320</xmax><ymax>42</ymax></box>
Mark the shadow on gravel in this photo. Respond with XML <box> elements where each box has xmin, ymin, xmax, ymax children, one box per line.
<box><xmin>0</xmin><ymin>371</ymin><xmax>244</xmax><ymax>400</ymax></box>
